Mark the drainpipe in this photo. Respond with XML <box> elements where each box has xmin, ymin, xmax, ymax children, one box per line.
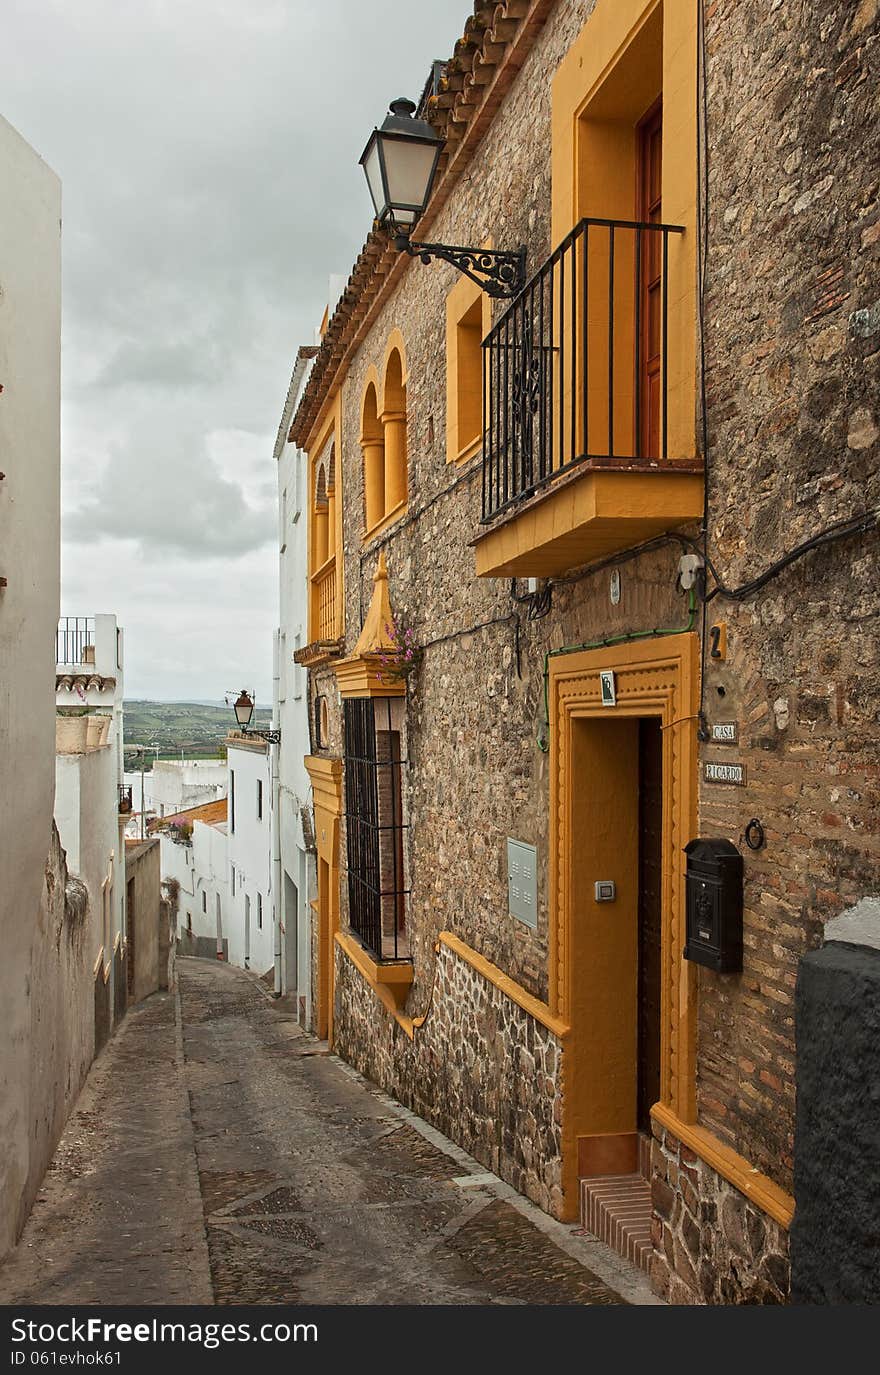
<box><xmin>272</xmin><ymin>629</ymin><xmax>282</xmax><ymax>997</ymax></box>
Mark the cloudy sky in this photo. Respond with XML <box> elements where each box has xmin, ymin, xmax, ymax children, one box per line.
<box><xmin>1</xmin><ymin>0</ymin><xmax>466</xmax><ymax>701</ymax></box>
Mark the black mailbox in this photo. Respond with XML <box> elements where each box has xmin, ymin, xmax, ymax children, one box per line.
<box><xmin>684</xmin><ymin>838</ymin><xmax>743</xmax><ymax>973</ymax></box>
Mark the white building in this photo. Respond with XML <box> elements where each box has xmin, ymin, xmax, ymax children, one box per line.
<box><xmin>160</xmin><ymin>798</ymin><xmax>229</xmax><ymax>959</ymax></box>
<box><xmin>158</xmin><ymin>735</ymin><xmax>273</xmax><ymax>976</ymax></box>
<box><xmin>149</xmin><ymin>759</ymin><xmax>227</xmax><ymax>818</ymax></box>
<box><xmin>0</xmin><ymin>116</ymin><xmax>65</xmax><ymax>1256</ymax></box>
<box><xmin>227</xmin><ymin>736</ymin><xmax>274</xmax><ymax>975</ymax></box>
<box><xmin>274</xmin><ymin>346</ymin><xmax>319</xmax><ymax>1020</ymax></box>
<box><xmin>54</xmin><ymin>614</ymin><xmax>127</xmax><ymax>1043</ymax></box>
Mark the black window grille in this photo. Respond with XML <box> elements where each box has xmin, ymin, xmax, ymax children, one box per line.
<box><xmin>314</xmin><ymin>694</ymin><xmax>324</xmax><ymax>750</ymax></box>
<box><xmin>343</xmin><ymin>697</ymin><xmax>409</xmax><ymax>961</ymax></box>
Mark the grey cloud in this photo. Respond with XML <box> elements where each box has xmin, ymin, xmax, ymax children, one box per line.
<box><xmin>3</xmin><ymin>0</ymin><xmax>466</xmax><ymax>694</ymax></box>
<box><xmin>65</xmin><ymin>434</ymin><xmax>276</xmax><ymax>559</ymax></box>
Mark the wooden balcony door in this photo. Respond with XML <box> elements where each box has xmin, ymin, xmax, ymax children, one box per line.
<box><xmin>637</xmin><ymin>99</ymin><xmax>662</xmax><ymax>459</ymax></box>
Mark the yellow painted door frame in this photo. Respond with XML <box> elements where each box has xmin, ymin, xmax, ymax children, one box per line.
<box><xmin>304</xmin><ymin>755</ymin><xmax>343</xmax><ymax>1046</ymax></box>
<box><xmin>548</xmin><ymin>632</ymin><xmax>699</xmax><ymax>1218</ymax></box>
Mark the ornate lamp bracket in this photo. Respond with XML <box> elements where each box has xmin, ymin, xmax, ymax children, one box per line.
<box><xmin>240</xmin><ymin>725</ymin><xmax>281</xmax><ymax>745</ymax></box>
<box><xmin>393</xmin><ymin>233</ymin><xmax>526</xmax><ymax>300</ymax></box>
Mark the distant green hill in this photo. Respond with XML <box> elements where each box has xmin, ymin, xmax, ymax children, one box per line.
<box><xmin>123</xmin><ymin>700</ymin><xmax>272</xmax><ymax>769</ymax></box>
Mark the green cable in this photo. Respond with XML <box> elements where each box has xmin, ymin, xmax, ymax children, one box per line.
<box><xmin>536</xmin><ymin>587</ymin><xmax>698</xmax><ymax>752</ymax></box>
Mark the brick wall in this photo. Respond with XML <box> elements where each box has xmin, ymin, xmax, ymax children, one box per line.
<box><xmin>696</xmin><ymin>0</ymin><xmax>880</xmax><ymax>1191</ymax></box>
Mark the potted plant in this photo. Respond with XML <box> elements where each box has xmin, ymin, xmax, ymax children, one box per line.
<box><xmin>56</xmin><ymin>707</ymin><xmax>89</xmax><ymax>753</ymax></box>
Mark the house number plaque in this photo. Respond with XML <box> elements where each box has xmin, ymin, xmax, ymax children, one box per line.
<box><xmin>704</xmin><ymin>761</ymin><xmax>747</xmax><ymax>787</ymax></box>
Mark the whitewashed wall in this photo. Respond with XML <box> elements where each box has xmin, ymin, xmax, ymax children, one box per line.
<box><xmin>0</xmin><ymin>116</ymin><xmax>62</xmax><ymax>1255</ymax></box>
<box><xmin>55</xmin><ymin>746</ymin><xmax>122</xmax><ymax>971</ymax></box>
<box><xmin>227</xmin><ymin>740</ymin><xmax>273</xmax><ymax>975</ymax></box>
<box><xmin>150</xmin><ymin>760</ymin><xmax>227</xmax><ymax>817</ymax></box>
<box><xmin>55</xmin><ymin>614</ymin><xmax>125</xmax><ymax>956</ymax></box>
<box><xmin>274</xmin><ymin>347</ymin><xmax>317</xmax><ymax>1017</ymax></box>
<box><xmin>160</xmin><ymin>819</ymin><xmax>228</xmax><ymax>957</ymax></box>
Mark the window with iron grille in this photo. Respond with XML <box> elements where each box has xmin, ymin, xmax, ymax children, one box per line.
<box><xmin>343</xmin><ymin>697</ymin><xmax>409</xmax><ymax>961</ymax></box>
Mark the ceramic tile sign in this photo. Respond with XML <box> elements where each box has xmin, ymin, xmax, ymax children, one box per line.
<box><xmin>600</xmin><ymin>670</ymin><xmax>616</xmax><ymax>707</ymax></box>
<box><xmin>711</xmin><ymin>722</ymin><xmax>739</xmax><ymax>745</ymax></box>
<box><xmin>704</xmin><ymin>760</ymin><xmax>747</xmax><ymax>786</ymax></box>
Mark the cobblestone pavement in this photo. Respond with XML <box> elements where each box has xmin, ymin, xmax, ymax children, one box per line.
<box><xmin>0</xmin><ymin>958</ymin><xmax>658</xmax><ymax>1306</ymax></box>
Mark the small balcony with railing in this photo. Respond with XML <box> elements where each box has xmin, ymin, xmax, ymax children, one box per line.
<box><xmin>474</xmin><ymin>217</ymin><xmax>704</xmax><ymax>579</ymax></box>
<box><xmin>313</xmin><ymin>558</ymin><xmax>338</xmax><ymax>641</ymax></box>
<box><xmin>56</xmin><ymin>616</ymin><xmax>96</xmax><ymax>669</ymax></box>
<box><xmin>294</xmin><ymin>558</ymin><xmax>344</xmax><ymax>670</ymax></box>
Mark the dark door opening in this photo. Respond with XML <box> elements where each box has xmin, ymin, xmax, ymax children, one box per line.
<box><xmin>637</xmin><ymin>717</ymin><xmax>663</xmax><ymax>1137</ymax></box>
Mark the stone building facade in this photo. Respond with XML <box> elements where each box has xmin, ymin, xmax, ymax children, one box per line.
<box><xmin>289</xmin><ymin>0</ymin><xmax>879</xmax><ymax>1303</ymax></box>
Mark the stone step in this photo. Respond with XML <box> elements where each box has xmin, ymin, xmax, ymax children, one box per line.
<box><xmin>580</xmin><ymin>1172</ymin><xmax>653</xmax><ymax>1274</ymax></box>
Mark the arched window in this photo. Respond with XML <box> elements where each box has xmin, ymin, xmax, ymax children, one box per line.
<box><xmin>314</xmin><ymin>459</ymin><xmax>329</xmax><ymax>566</ymax></box>
<box><xmin>360</xmin><ymin>380</ymin><xmax>384</xmax><ymax>533</ymax></box>
<box><xmin>360</xmin><ymin>340</ymin><xmax>408</xmax><ymax>539</ymax></box>
<box><xmin>381</xmin><ymin>347</ymin><xmax>407</xmax><ymax>517</ymax></box>
<box><xmin>310</xmin><ymin>435</ymin><xmax>338</xmax><ymax>642</ymax></box>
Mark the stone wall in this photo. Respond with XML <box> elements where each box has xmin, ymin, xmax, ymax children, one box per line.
<box><xmin>319</xmin><ymin>0</ymin><xmax>688</xmax><ymax>1011</ymax></box>
<box><xmin>305</xmin><ymin>0</ymin><xmax>878</xmax><ymax>1300</ymax></box>
<box><xmin>790</xmin><ymin>934</ymin><xmax>880</xmax><ymax>1303</ymax></box>
<box><xmin>650</xmin><ymin>1122</ymin><xmax>790</xmax><ymax>1305</ymax></box>
<box><xmin>695</xmin><ymin>0</ymin><xmax>880</xmax><ymax>1192</ymax></box>
<box><xmin>334</xmin><ymin>939</ymin><xmax>564</xmax><ymax>1215</ymax></box>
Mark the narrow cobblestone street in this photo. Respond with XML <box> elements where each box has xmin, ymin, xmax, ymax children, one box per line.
<box><xmin>0</xmin><ymin>960</ymin><xmax>656</xmax><ymax>1306</ymax></box>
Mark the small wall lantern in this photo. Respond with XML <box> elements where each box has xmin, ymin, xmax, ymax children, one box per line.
<box><xmin>228</xmin><ymin>689</ymin><xmax>280</xmax><ymax>745</ymax></box>
<box><xmin>359</xmin><ymin>98</ymin><xmax>526</xmax><ymax>299</ymax></box>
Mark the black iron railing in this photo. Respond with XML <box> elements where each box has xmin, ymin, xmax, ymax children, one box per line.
<box><xmin>56</xmin><ymin>616</ymin><xmax>95</xmax><ymax>667</ymax></box>
<box><xmin>343</xmin><ymin>697</ymin><xmax>410</xmax><ymax>962</ymax></box>
<box><xmin>481</xmin><ymin>216</ymin><xmax>685</xmax><ymax>521</ymax></box>
<box><xmin>118</xmin><ymin>784</ymin><xmax>133</xmax><ymax>815</ymax></box>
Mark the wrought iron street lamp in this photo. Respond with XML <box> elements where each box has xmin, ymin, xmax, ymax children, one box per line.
<box><xmin>229</xmin><ymin>689</ymin><xmax>280</xmax><ymax>745</ymax></box>
<box><xmin>359</xmin><ymin>97</ymin><xmax>525</xmax><ymax>300</ymax></box>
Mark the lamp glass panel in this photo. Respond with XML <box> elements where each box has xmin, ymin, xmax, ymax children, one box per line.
<box><xmin>383</xmin><ymin>137</ymin><xmax>437</xmax><ymax>217</ymax></box>
<box><xmin>362</xmin><ymin>138</ymin><xmax>385</xmax><ymax>218</ymax></box>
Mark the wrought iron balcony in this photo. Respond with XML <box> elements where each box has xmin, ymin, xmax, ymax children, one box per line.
<box><xmin>476</xmin><ymin>217</ymin><xmax>703</xmax><ymax>578</ymax></box>
<box><xmin>118</xmin><ymin>784</ymin><xmax>133</xmax><ymax>815</ymax></box>
<box><xmin>56</xmin><ymin>616</ymin><xmax>95</xmax><ymax>668</ymax></box>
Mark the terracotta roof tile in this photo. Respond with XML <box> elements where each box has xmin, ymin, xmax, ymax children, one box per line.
<box><xmin>152</xmin><ymin>798</ymin><xmax>228</xmax><ymax>830</ymax></box>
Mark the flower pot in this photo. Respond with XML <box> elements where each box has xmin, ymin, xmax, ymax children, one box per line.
<box><xmin>87</xmin><ymin>715</ymin><xmax>111</xmax><ymax>749</ymax></box>
<box><xmin>56</xmin><ymin>714</ymin><xmax>89</xmax><ymax>754</ymax></box>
